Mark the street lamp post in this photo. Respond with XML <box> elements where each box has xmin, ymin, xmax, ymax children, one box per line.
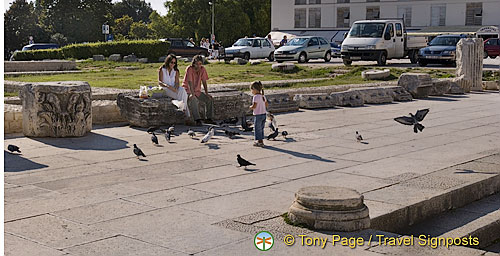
<box><xmin>209</xmin><ymin>1</ymin><xmax>214</xmax><ymax>44</ymax></box>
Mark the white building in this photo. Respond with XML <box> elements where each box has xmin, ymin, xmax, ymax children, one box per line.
<box><xmin>271</xmin><ymin>0</ymin><xmax>500</xmax><ymax>42</ymax></box>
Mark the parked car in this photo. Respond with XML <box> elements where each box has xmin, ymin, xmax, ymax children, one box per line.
<box><xmin>274</xmin><ymin>36</ymin><xmax>331</xmax><ymax>63</ymax></box>
<box><xmin>484</xmin><ymin>38</ymin><xmax>500</xmax><ymax>59</ymax></box>
<box><xmin>162</xmin><ymin>38</ymin><xmax>209</xmax><ymax>57</ymax></box>
<box><xmin>21</xmin><ymin>43</ymin><xmax>60</xmax><ymax>51</ymax></box>
<box><xmin>224</xmin><ymin>38</ymin><xmax>275</xmax><ymax>61</ymax></box>
<box><xmin>330</xmin><ymin>42</ymin><xmax>341</xmax><ymax>57</ymax></box>
<box><xmin>417</xmin><ymin>34</ymin><xmax>468</xmax><ymax>67</ymax></box>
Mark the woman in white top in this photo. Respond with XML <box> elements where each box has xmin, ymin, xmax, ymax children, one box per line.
<box><xmin>158</xmin><ymin>54</ymin><xmax>190</xmax><ymax>117</ymax></box>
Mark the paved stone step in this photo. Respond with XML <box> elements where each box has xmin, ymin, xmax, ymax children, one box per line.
<box><xmin>398</xmin><ymin>193</ymin><xmax>500</xmax><ymax>250</ymax></box>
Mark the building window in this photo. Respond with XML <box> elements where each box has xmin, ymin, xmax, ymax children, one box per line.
<box><xmin>397</xmin><ymin>6</ymin><xmax>412</xmax><ymax>27</ymax></box>
<box><xmin>309</xmin><ymin>8</ymin><xmax>321</xmax><ymax>28</ymax></box>
<box><xmin>295</xmin><ymin>0</ymin><xmax>307</xmax><ymax>5</ymax></box>
<box><xmin>295</xmin><ymin>8</ymin><xmax>307</xmax><ymax>28</ymax></box>
<box><xmin>366</xmin><ymin>0</ymin><xmax>380</xmax><ymax>2</ymax></box>
<box><xmin>466</xmin><ymin>2</ymin><xmax>482</xmax><ymax>26</ymax></box>
<box><xmin>366</xmin><ymin>6</ymin><xmax>380</xmax><ymax>19</ymax></box>
<box><xmin>337</xmin><ymin>7</ymin><xmax>350</xmax><ymax>28</ymax></box>
<box><xmin>337</xmin><ymin>0</ymin><xmax>349</xmax><ymax>3</ymax></box>
<box><xmin>309</xmin><ymin>0</ymin><xmax>321</xmax><ymax>4</ymax></box>
<box><xmin>395</xmin><ymin>23</ymin><xmax>403</xmax><ymax>36</ymax></box>
<box><xmin>430</xmin><ymin>4</ymin><xmax>446</xmax><ymax>26</ymax></box>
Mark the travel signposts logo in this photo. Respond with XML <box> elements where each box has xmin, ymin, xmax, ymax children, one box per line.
<box><xmin>254</xmin><ymin>231</ymin><xmax>274</xmax><ymax>251</ymax></box>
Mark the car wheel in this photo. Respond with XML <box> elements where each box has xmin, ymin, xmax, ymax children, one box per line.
<box><xmin>324</xmin><ymin>51</ymin><xmax>331</xmax><ymax>62</ymax></box>
<box><xmin>418</xmin><ymin>60</ymin><xmax>427</xmax><ymax>67</ymax></box>
<box><xmin>377</xmin><ymin>51</ymin><xmax>387</xmax><ymax>66</ymax></box>
<box><xmin>298</xmin><ymin>52</ymin><xmax>307</xmax><ymax>63</ymax></box>
<box><xmin>409</xmin><ymin>50</ymin><xmax>418</xmax><ymax>64</ymax></box>
<box><xmin>343</xmin><ymin>59</ymin><xmax>352</xmax><ymax>66</ymax></box>
<box><xmin>268</xmin><ymin>52</ymin><xmax>275</xmax><ymax>61</ymax></box>
<box><xmin>243</xmin><ymin>52</ymin><xmax>250</xmax><ymax>61</ymax></box>
<box><xmin>484</xmin><ymin>51</ymin><xmax>488</xmax><ymax>59</ymax></box>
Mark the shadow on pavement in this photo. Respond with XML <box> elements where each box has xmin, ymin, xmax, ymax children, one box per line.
<box><xmin>263</xmin><ymin>146</ymin><xmax>335</xmax><ymax>163</ymax></box>
<box><xmin>4</xmin><ymin>151</ymin><xmax>49</xmax><ymax>172</ymax></box>
<box><xmin>31</xmin><ymin>132</ymin><xmax>129</xmax><ymax>151</ymax></box>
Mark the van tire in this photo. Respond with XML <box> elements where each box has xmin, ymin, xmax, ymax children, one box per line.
<box><xmin>377</xmin><ymin>52</ymin><xmax>387</xmax><ymax>66</ymax></box>
<box><xmin>298</xmin><ymin>52</ymin><xmax>307</xmax><ymax>63</ymax></box>
<box><xmin>409</xmin><ymin>50</ymin><xmax>418</xmax><ymax>64</ymax></box>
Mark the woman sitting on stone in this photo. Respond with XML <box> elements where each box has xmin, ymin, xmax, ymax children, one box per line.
<box><xmin>158</xmin><ymin>54</ymin><xmax>190</xmax><ymax>117</ymax></box>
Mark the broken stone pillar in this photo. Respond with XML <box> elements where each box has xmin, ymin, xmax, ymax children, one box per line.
<box><xmin>430</xmin><ymin>79</ymin><xmax>452</xmax><ymax>96</ymax></box>
<box><xmin>288</xmin><ymin>186</ymin><xmax>370</xmax><ymax>231</ymax></box>
<box><xmin>397</xmin><ymin>73</ymin><xmax>433</xmax><ymax>98</ymax></box>
<box><xmin>21</xmin><ymin>81</ymin><xmax>92</xmax><ymax>137</ymax></box>
<box><xmin>293</xmin><ymin>93</ymin><xmax>335</xmax><ymax>109</ymax></box>
<box><xmin>330</xmin><ymin>90</ymin><xmax>364</xmax><ymax>107</ymax></box>
<box><xmin>456</xmin><ymin>38</ymin><xmax>483</xmax><ymax>92</ymax></box>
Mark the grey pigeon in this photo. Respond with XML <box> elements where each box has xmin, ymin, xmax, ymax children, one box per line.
<box><xmin>168</xmin><ymin>126</ymin><xmax>175</xmax><ymax>133</ymax></box>
<box><xmin>187</xmin><ymin>129</ymin><xmax>195</xmax><ymax>138</ymax></box>
<box><xmin>133</xmin><ymin>144</ymin><xmax>146</xmax><ymax>158</ymax></box>
<box><xmin>165</xmin><ymin>131</ymin><xmax>171</xmax><ymax>142</ymax></box>
<box><xmin>225</xmin><ymin>130</ymin><xmax>240</xmax><ymax>138</ymax></box>
<box><xmin>356</xmin><ymin>131</ymin><xmax>363</xmax><ymax>142</ymax></box>
<box><xmin>241</xmin><ymin>114</ymin><xmax>253</xmax><ymax>132</ymax></box>
<box><xmin>281</xmin><ymin>131</ymin><xmax>288</xmax><ymax>139</ymax></box>
<box><xmin>267</xmin><ymin>128</ymin><xmax>279</xmax><ymax>140</ymax></box>
<box><xmin>147</xmin><ymin>126</ymin><xmax>159</xmax><ymax>134</ymax></box>
<box><xmin>151</xmin><ymin>132</ymin><xmax>159</xmax><ymax>145</ymax></box>
<box><xmin>237</xmin><ymin>154</ymin><xmax>255</xmax><ymax>168</ymax></box>
<box><xmin>7</xmin><ymin>144</ymin><xmax>21</xmax><ymax>153</ymax></box>
<box><xmin>267</xmin><ymin>113</ymin><xmax>277</xmax><ymax>132</ymax></box>
<box><xmin>201</xmin><ymin>127</ymin><xmax>215</xmax><ymax>143</ymax></box>
<box><xmin>221</xmin><ymin>117</ymin><xmax>238</xmax><ymax>125</ymax></box>
<box><xmin>394</xmin><ymin>109</ymin><xmax>429</xmax><ymax>133</ymax></box>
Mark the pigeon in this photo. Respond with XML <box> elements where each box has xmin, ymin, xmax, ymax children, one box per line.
<box><xmin>221</xmin><ymin>117</ymin><xmax>239</xmax><ymax>125</ymax></box>
<box><xmin>394</xmin><ymin>109</ymin><xmax>430</xmax><ymax>133</ymax></box>
<box><xmin>151</xmin><ymin>132</ymin><xmax>159</xmax><ymax>145</ymax></box>
<box><xmin>7</xmin><ymin>144</ymin><xmax>21</xmax><ymax>153</ymax></box>
<box><xmin>237</xmin><ymin>154</ymin><xmax>255</xmax><ymax>168</ymax></box>
<box><xmin>168</xmin><ymin>126</ymin><xmax>175</xmax><ymax>134</ymax></box>
<box><xmin>356</xmin><ymin>131</ymin><xmax>363</xmax><ymax>142</ymax></box>
<box><xmin>267</xmin><ymin>113</ymin><xmax>277</xmax><ymax>131</ymax></box>
<box><xmin>267</xmin><ymin>128</ymin><xmax>279</xmax><ymax>140</ymax></box>
<box><xmin>241</xmin><ymin>114</ymin><xmax>253</xmax><ymax>132</ymax></box>
<box><xmin>201</xmin><ymin>127</ymin><xmax>215</xmax><ymax>143</ymax></box>
<box><xmin>133</xmin><ymin>144</ymin><xmax>146</xmax><ymax>158</ymax></box>
<box><xmin>281</xmin><ymin>131</ymin><xmax>289</xmax><ymax>139</ymax></box>
<box><xmin>187</xmin><ymin>129</ymin><xmax>196</xmax><ymax>138</ymax></box>
<box><xmin>225</xmin><ymin>130</ymin><xmax>240</xmax><ymax>138</ymax></box>
<box><xmin>147</xmin><ymin>126</ymin><xmax>160</xmax><ymax>134</ymax></box>
<box><xmin>165</xmin><ymin>131</ymin><xmax>171</xmax><ymax>142</ymax></box>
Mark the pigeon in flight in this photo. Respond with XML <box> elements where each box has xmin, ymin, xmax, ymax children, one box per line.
<box><xmin>237</xmin><ymin>154</ymin><xmax>255</xmax><ymax>169</ymax></box>
<box><xmin>267</xmin><ymin>128</ymin><xmax>279</xmax><ymax>140</ymax></box>
<box><xmin>201</xmin><ymin>127</ymin><xmax>215</xmax><ymax>143</ymax></box>
<box><xmin>151</xmin><ymin>132</ymin><xmax>159</xmax><ymax>145</ymax></box>
<box><xmin>7</xmin><ymin>144</ymin><xmax>21</xmax><ymax>153</ymax></box>
<box><xmin>281</xmin><ymin>131</ymin><xmax>289</xmax><ymax>139</ymax></box>
<box><xmin>187</xmin><ymin>129</ymin><xmax>196</xmax><ymax>138</ymax></box>
<box><xmin>394</xmin><ymin>109</ymin><xmax>430</xmax><ymax>133</ymax></box>
<box><xmin>241</xmin><ymin>114</ymin><xmax>253</xmax><ymax>132</ymax></box>
<box><xmin>356</xmin><ymin>131</ymin><xmax>363</xmax><ymax>142</ymax></box>
<box><xmin>133</xmin><ymin>144</ymin><xmax>146</xmax><ymax>159</ymax></box>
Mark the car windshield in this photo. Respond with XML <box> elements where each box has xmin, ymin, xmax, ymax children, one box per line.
<box><xmin>429</xmin><ymin>37</ymin><xmax>461</xmax><ymax>46</ymax></box>
<box><xmin>349</xmin><ymin>23</ymin><xmax>385</xmax><ymax>38</ymax></box>
<box><xmin>286</xmin><ymin>38</ymin><xmax>308</xmax><ymax>46</ymax></box>
<box><xmin>233</xmin><ymin>39</ymin><xmax>252</xmax><ymax>46</ymax></box>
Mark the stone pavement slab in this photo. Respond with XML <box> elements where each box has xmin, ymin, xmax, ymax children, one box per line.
<box><xmin>4</xmin><ymin>233</ymin><xmax>68</xmax><ymax>256</ymax></box>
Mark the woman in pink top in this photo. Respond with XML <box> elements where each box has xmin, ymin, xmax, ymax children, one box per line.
<box><xmin>249</xmin><ymin>81</ymin><xmax>268</xmax><ymax>147</ymax></box>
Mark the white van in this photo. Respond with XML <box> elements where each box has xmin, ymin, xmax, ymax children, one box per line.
<box><xmin>224</xmin><ymin>37</ymin><xmax>276</xmax><ymax>61</ymax></box>
<box><xmin>341</xmin><ymin>20</ymin><xmax>427</xmax><ymax>66</ymax></box>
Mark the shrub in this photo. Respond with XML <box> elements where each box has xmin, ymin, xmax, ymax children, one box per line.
<box><xmin>11</xmin><ymin>49</ymin><xmax>64</xmax><ymax>61</ymax></box>
<box><xmin>62</xmin><ymin>40</ymin><xmax>170</xmax><ymax>60</ymax></box>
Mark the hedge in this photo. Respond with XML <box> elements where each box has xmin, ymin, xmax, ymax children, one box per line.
<box><xmin>11</xmin><ymin>40</ymin><xmax>170</xmax><ymax>61</ymax></box>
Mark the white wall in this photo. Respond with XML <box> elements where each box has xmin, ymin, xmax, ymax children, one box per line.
<box><xmin>483</xmin><ymin>1</ymin><xmax>500</xmax><ymax>26</ymax></box>
<box><xmin>446</xmin><ymin>3</ymin><xmax>466</xmax><ymax>26</ymax></box>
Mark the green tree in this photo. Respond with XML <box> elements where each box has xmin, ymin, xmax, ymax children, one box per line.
<box><xmin>4</xmin><ymin>0</ymin><xmax>39</xmax><ymax>55</ymax></box>
<box><xmin>112</xmin><ymin>0</ymin><xmax>153</xmax><ymax>22</ymax></box>
<box><xmin>240</xmin><ymin>0</ymin><xmax>271</xmax><ymax>37</ymax></box>
<box><xmin>112</xmin><ymin>15</ymin><xmax>134</xmax><ymax>38</ymax></box>
<box><xmin>50</xmin><ymin>33</ymin><xmax>68</xmax><ymax>46</ymax></box>
<box><xmin>148</xmin><ymin>11</ymin><xmax>179</xmax><ymax>39</ymax></box>
<box><xmin>129</xmin><ymin>21</ymin><xmax>153</xmax><ymax>39</ymax></box>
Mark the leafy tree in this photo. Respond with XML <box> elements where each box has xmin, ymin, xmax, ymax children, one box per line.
<box><xmin>113</xmin><ymin>15</ymin><xmax>134</xmax><ymax>38</ymax></box>
<box><xmin>129</xmin><ymin>21</ymin><xmax>153</xmax><ymax>39</ymax></box>
<box><xmin>112</xmin><ymin>0</ymin><xmax>153</xmax><ymax>22</ymax></box>
<box><xmin>50</xmin><ymin>33</ymin><xmax>68</xmax><ymax>46</ymax></box>
<box><xmin>4</xmin><ymin>0</ymin><xmax>39</xmax><ymax>55</ymax></box>
<box><xmin>148</xmin><ymin>11</ymin><xmax>179</xmax><ymax>39</ymax></box>
<box><xmin>240</xmin><ymin>0</ymin><xmax>271</xmax><ymax>37</ymax></box>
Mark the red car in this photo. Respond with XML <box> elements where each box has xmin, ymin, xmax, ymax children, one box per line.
<box><xmin>484</xmin><ymin>38</ymin><xmax>500</xmax><ymax>59</ymax></box>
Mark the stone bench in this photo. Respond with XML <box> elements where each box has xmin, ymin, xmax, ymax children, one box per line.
<box><xmin>5</xmin><ymin>60</ymin><xmax>77</xmax><ymax>72</ymax></box>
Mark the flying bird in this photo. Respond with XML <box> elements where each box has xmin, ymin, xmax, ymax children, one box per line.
<box><xmin>281</xmin><ymin>131</ymin><xmax>289</xmax><ymax>139</ymax></box>
<box><xmin>133</xmin><ymin>144</ymin><xmax>146</xmax><ymax>159</ymax></box>
<box><xmin>237</xmin><ymin>154</ymin><xmax>255</xmax><ymax>169</ymax></box>
<box><xmin>201</xmin><ymin>127</ymin><xmax>215</xmax><ymax>143</ymax></box>
<box><xmin>267</xmin><ymin>128</ymin><xmax>279</xmax><ymax>140</ymax></box>
<box><xmin>7</xmin><ymin>144</ymin><xmax>21</xmax><ymax>153</ymax></box>
<box><xmin>187</xmin><ymin>129</ymin><xmax>196</xmax><ymax>138</ymax></box>
<box><xmin>151</xmin><ymin>132</ymin><xmax>159</xmax><ymax>145</ymax></box>
<box><xmin>241</xmin><ymin>114</ymin><xmax>253</xmax><ymax>132</ymax></box>
<box><xmin>394</xmin><ymin>109</ymin><xmax>430</xmax><ymax>133</ymax></box>
<box><xmin>356</xmin><ymin>131</ymin><xmax>363</xmax><ymax>142</ymax></box>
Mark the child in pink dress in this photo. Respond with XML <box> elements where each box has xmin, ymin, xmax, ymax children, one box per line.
<box><xmin>249</xmin><ymin>81</ymin><xmax>268</xmax><ymax>147</ymax></box>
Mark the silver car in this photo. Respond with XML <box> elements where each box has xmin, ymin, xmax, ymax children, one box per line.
<box><xmin>274</xmin><ymin>36</ymin><xmax>332</xmax><ymax>63</ymax></box>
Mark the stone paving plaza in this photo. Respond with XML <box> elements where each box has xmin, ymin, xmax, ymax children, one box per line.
<box><xmin>4</xmin><ymin>91</ymin><xmax>500</xmax><ymax>255</ymax></box>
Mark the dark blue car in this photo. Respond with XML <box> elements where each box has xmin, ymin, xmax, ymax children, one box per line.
<box><xmin>417</xmin><ymin>35</ymin><xmax>468</xmax><ymax>67</ymax></box>
<box><xmin>330</xmin><ymin>42</ymin><xmax>341</xmax><ymax>57</ymax></box>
